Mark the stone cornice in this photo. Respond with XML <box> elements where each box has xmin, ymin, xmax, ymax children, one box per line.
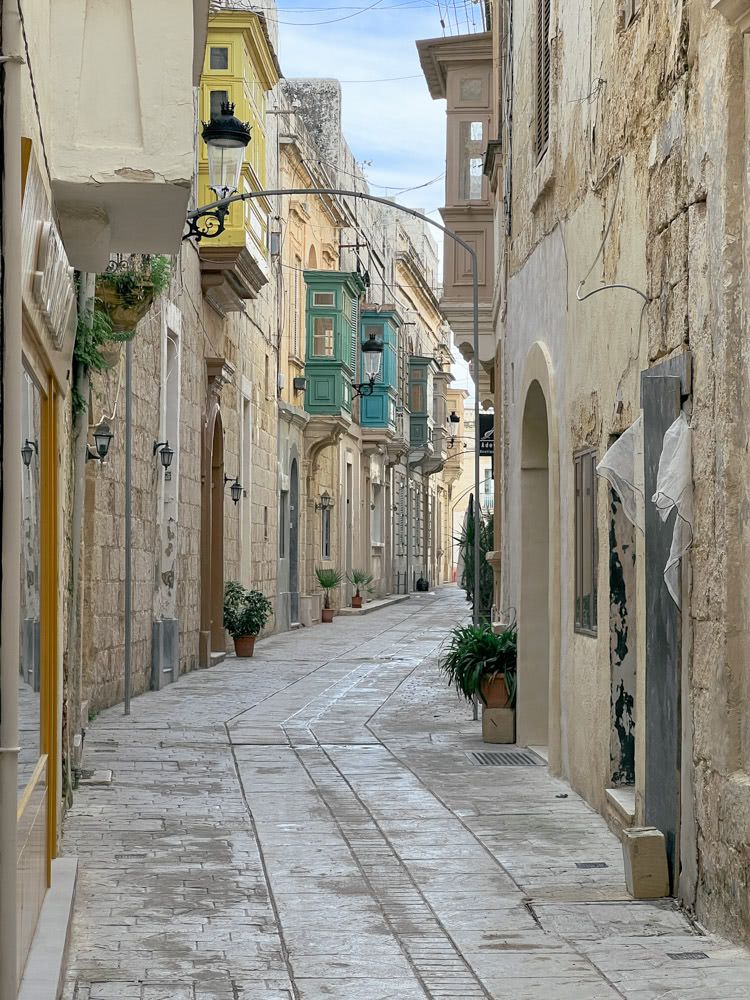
<box><xmin>206</xmin><ymin>358</ymin><xmax>235</xmax><ymax>399</ymax></box>
<box><xmin>278</xmin><ymin>400</ymin><xmax>310</xmax><ymax>430</ymax></box>
<box><xmin>303</xmin><ymin>413</ymin><xmax>352</xmax><ymax>473</ymax></box>
<box><xmin>416</xmin><ymin>32</ymin><xmax>493</xmax><ymax>100</ymax></box>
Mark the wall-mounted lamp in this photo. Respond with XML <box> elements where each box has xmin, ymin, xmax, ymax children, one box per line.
<box><xmin>153</xmin><ymin>440</ymin><xmax>174</xmax><ymax>471</ymax></box>
<box><xmin>352</xmin><ymin>331</ymin><xmax>384</xmax><ymax>399</ymax></box>
<box><xmin>224</xmin><ymin>474</ymin><xmax>243</xmax><ymax>504</ymax></box>
<box><xmin>21</xmin><ymin>439</ymin><xmax>38</xmax><ymax>468</ymax></box>
<box><xmin>293</xmin><ymin>376</ymin><xmax>307</xmax><ymax>393</ymax></box>
<box><xmin>315</xmin><ymin>490</ymin><xmax>334</xmax><ymax>512</ymax></box>
<box><xmin>86</xmin><ymin>420</ymin><xmax>113</xmax><ymax>463</ymax></box>
<box><xmin>448</xmin><ymin>410</ymin><xmax>461</xmax><ymax>424</ymax></box>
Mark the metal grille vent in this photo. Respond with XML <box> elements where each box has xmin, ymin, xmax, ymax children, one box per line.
<box><xmin>575</xmin><ymin>862</ymin><xmax>609</xmax><ymax>870</ymax></box>
<box><xmin>465</xmin><ymin>749</ymin><xmax>544</xmax><ymax>767</ymax></box>
<box><xmin>667</xmin><ymin>952</ymin><xmax>709</xmax><ymax>961</ymax></box>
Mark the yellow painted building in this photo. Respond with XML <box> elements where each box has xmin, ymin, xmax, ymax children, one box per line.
<box><xmin>198</xmin><ymin>10</ymin><xmax>278</xmax><ymax>268</ymax></box>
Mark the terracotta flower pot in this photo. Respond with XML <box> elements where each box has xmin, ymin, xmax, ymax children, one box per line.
<box><xmin>321</xmin><ymin>608</ymin><xmax>335</xmax><ymax>623</ymax></box>
<box><xmin>233</xmin><ymin>635</ymin><xmax>256</xmax><ymax>658</ymax></box>
<box><xmin>481</xmin><ymin>674</ymin><xmax>510</xmax><ymax>709</ymax></box>
<box><xmin>351</xmin><ymin>595</ymin><xmax>363</xmax><ymax>609</ymax></box>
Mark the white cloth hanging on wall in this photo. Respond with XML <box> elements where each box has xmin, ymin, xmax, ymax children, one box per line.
<box><xmin>652</xmin><ymin>411</ymin><xmax>693</xmax><ymax>608</ymax></box>
<box><xmin>596</xmin><ymin>416</ymin><xmax>645</xmax><ymax>533</ymax></box>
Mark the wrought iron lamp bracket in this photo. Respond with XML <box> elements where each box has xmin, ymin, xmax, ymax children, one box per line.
<box><xmin>183</xmin><ymin>205</ymin><xmax>230</xmax><ymax>242</ymax></box>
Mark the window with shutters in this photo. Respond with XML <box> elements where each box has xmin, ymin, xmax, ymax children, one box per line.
<box><xmin>343</xmin><ymin>293</ymin><xmax>358</xmax><ymax>376</ymax></box>
<box><xmin>292</xmin><ymin>255</ymin><xmax>302</xmax><ymax>359</ymax></box>
<box><xmin>574</xmin><ymin>450</ymin><xmax>598</xmax><ymax>635</ymax></box>
<box><xmin>535</xmin><ymin>0</ymin><xmax>551</xmax><ymax>161</ymax></box>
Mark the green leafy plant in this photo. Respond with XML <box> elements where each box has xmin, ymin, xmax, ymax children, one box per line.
<box><xmin>439</xmin><ymin>621</ymin><xmax>517</xmax><ymax>708</ymax></box>
<box><xmin>72</xmin><ymin>257</ymin><xmax>171</xmax><ymax>416</ymax></box>
<box><xmin>223</xmin><ymin>581</ymin><xmax>273</xmax><ymax>638</ymax></box>
<box><xmin>96</xmin><ymin>254</ymin><xmax>171</xmax><ymax>307</ymax></box>
<box><xmin>456</xmin><ymin>504</ymin><xmax>494</xmax><ymax>620</ymax></box>
<box><xmin>72</xmin><ymin>306</ymin><xmax>136</xmax><ymax>415</ymax></box>
<box><xmin>347</xmin><ymin>569</ymin><xmax>374</xmax><ymax>599</ymax></box>
<box><xmin>315</xmin><ymin>566</ymin><xmax>343</xmax><ymax>609</ymax></box>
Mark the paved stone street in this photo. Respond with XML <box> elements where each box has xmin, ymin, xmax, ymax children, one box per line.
<box><xmin>61</xmin><ymin>588</ymin><xmax>750</xmax><ymax>1000</ymax></box>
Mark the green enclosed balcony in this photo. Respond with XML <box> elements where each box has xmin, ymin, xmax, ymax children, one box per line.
<box><xmin>304</xmin><ymin>270</ymin><xmax>366</xmax><ymax>417</ymax></box>
<box><xmin>359</xmin><ymin>307</ymin><xmax>399</xmax><ymax>433</ymax></box>
<box><xmin>408</xmin><ymin>355</ymin><xmax>437</xmax><ymax>450</ymax></box>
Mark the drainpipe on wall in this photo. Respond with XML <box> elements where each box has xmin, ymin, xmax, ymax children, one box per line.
<box><xmin>0</xmin><ymin>6</ymin><xmax>24</xmax><ymax>995</ymax></box>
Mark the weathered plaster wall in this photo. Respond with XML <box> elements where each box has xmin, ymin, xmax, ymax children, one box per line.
<box><xmin>499</xmin><ymin>0</ymin><xmax>750</xmax><ymax>944</ymax></box>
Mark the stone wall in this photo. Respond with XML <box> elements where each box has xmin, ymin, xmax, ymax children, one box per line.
<box><xmin>495</xmin><ymin>0</ymin><xmax>750</xmax><ymax>945</ymax></box>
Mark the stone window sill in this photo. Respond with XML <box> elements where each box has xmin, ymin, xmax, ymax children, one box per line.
<box><xmin>531</xmin><ymin>150</ymin><xmax>555</xmax><ymax>212</ymax></box>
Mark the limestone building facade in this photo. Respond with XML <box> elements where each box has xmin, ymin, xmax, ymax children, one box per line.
<box><xmin>421</xmin><ymin>0</ymin><xmax>750</xmax><ymax>948</ymax></box>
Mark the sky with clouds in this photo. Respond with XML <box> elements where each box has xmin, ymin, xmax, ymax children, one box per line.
<box><xmin>267</xmin><ymin>0</ymin><xmax>480</xmax><ymax>396</ymax></box>
<box><xmin>274</xmin><ymin>0</ymin><xmax>449</xmax><ymax>209</ymax></box>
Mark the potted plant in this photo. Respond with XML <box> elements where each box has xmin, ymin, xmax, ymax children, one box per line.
<box><xmin>95</xmin><ymin>254</ymin><xmax>171</xmax><ymax>332</ymax></box>
<box><xmin>223</xmin><ymin>581</ymin><xmax>273</xmax><ymax>657</ymax></box>
<box><xmin>347</xmin><ymin>569</ymin><xmax>374</xmax><ymax>609</ymax></box>
<box><xmin>439</xmin><ymin>622</ymin><xmax>517</xmax><ymax>741</ymax></box>
<box><xmin>315</xmin><ymin>566</ymin><xmax>343</xmax><ymax>623</ymax></box>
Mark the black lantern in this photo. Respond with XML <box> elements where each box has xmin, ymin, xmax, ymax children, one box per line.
<box><xmin>353</xmin><ymin>331</ymin><xmax>384</xmax><ymax>398</ymax></box>
<box><xmin>87</xmin><ymin>421</ymin><xmax>113</xmax><ymax>463</ymax></box>
<box><xmin>153</xmin><ymin>440</ymin><xmax>174</xmax><ymax>470</ymax></box>
<box><xmin>224</xmin><ymin>474</ymin><xmax>243</xmax><ymax>504</ymax></box>
<box><xmin>448</xmin><ymin>410</ymin><xmax>461</xmax><ymax>424</ymax></box>
<box><xmin>184</xmin><ymin>103</ymin><xmax>252</xmax><ymax>241</ymax></box>
<box><xmin>315</xmin><ymin>490</ymin><xmax>334</xmax><ymax>512</ymax></box>
<box><xmin>21</xmin><ymin>439</ymin><xmax>37</xmax><ymax>467</ymax></box>
<box><xmin>203</xmin><ymin>102</ymin><xmax>251</xmax><ymax>200</ymax></box>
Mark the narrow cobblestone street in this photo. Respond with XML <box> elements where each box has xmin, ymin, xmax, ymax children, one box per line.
<box><xmin>61</xmin><ymin>589</ymin><xmax>750</xmax><ymax>1000</ymax></box>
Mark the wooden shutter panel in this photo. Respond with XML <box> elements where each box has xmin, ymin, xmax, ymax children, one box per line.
<box><xmin>535</xmin><ymin>0</ymin><xmax>551</xmax><ymax>159</ymax></box>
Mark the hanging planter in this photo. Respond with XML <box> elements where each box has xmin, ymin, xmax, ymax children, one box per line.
<box><xmin>94</xmin><ymin>254</ymin><xmax>171</xmax><ymax>332</ymax></box>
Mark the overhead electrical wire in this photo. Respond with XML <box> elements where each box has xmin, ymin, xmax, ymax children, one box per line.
<box><xmin>338</xmin><ymin>74</ymin><xmax>423</xmax><ymax>83</ymax></box>
<box><xmin>244</xmin><ymin>0</ymin><xmax>392</xmax><ymax>27</ymax></box>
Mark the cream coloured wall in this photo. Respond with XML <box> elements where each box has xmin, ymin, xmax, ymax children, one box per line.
<box><xmin>495</xmin><ymin>0</ymin><xmax>750</xmax><ymax>946</ymax></box>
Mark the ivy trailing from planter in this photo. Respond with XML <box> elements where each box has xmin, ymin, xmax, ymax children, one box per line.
<box><xmin>72</xmin><ymin>255</ymin><xmax>171</xmax><ymax>415</ymax></box>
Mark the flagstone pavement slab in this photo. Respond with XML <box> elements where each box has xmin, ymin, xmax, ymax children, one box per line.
<box><xmin>61</xmin><ymin>588</ymin><xmax>750</xmax><ymax>999</ymax></box>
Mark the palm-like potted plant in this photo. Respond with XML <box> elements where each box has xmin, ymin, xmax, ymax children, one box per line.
<box><xmin>440</xmin><ymin>622</ymin><xmax>517</xmax><ymax>710</ymax></box>
<box><xmin>315</xmin><ymin>566</ymin><xmax>343</xmax><ymax>623</ymax></box>
<box><xmin>347</xmin><ymin>569</ymin><xmax>374</xmax><ymax>609</ymax></box>
<box><xmin>223</xmin><ymin>581</ymin><xmax>273</xmax><ymax>657</ymax></box>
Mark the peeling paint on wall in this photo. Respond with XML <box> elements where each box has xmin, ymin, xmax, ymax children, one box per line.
<box><xmin>610</xmin><ymin>488</ymin><xmax>636</xmax><ymax>786</ymax></box>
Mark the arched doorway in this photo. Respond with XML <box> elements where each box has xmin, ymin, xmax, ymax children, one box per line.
<box><xmin>289</xmin><ymin>458</ymin><xmax>299</xmax><ymax>623</ymax></box>
<box><xmin>200</xmin><ymin>408</ymin><xmax>225</xmax><ymax>666</ymax></box>
<box><xmin>519</xmin><ymin>380</ymin><xmax>550</xmax><ymax>747</ymax></box>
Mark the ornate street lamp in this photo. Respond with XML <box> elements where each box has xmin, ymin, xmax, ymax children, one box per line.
<box><xmin>315</xmin><ymin>490</ymin><xmax>334</xmax><ymax>512</ymax></box>
<box><xmin>353</xmin><ymin>331</ymin><xmax>384</xmax><ymax>399</ymax></box>
<box><xmin>86</xmin><ymin>420</ymin><xmax>113</xmax><ymax>463</ymax></box>
<box><xmin>184</xmin><ymin>102</ymin><xmax>251</xmax><ymax>241</ymax></box>
<box><xmin>448</xmin><ymin>410</ymin><xmax>461</xmax><ymax>424</ymax></box>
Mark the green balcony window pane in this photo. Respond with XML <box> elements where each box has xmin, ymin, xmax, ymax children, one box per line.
<box><xmin>313</xmin><ymin>317</ymin><xmax>334</xmax><ymax>357</ymax></box>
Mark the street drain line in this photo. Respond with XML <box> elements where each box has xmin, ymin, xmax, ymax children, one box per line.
<box><xmin>465</xmin><ymin>749</ymin><xmax>545</xmax><ymax>766</ymax></box>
